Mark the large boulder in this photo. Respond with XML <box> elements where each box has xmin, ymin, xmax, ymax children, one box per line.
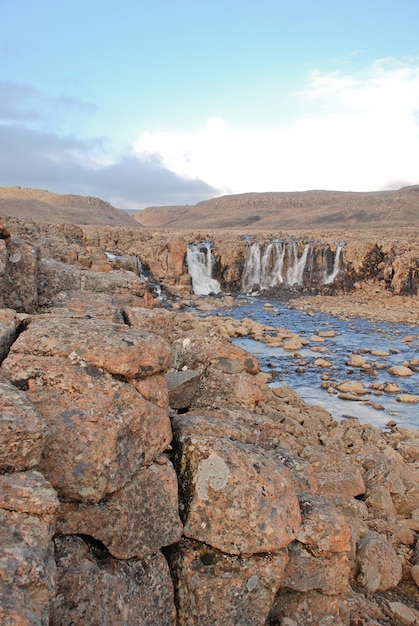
<box><xmin>52</xmin><ymin>536</ymin><xmax>177</xmax><ymax>626</ymax></box>
<box><xmin>0</xmin><ymin>472</ymin><xmax>59</xmax><ymax>625</ymax></box>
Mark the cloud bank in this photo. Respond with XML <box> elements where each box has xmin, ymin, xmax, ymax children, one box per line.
<box><xmin>134</xmin><ymin>58</ymin><xmax>419</xmax><ymax>195</ymax></box>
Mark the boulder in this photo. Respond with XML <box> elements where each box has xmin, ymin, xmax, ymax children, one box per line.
<box><xmin>0</xmin><ymin>308</ymin><xmax>21</xmax><ymax>362</ymax></box>
<box><xmin>2</xmin><ymin>239</ymin><xmax>38</xmax><ymax>312</ymax></box>
<box><xmin>52</xmin><ymin>536</ymin><xmax>177</xmax><ymax>626</ymax></box>
<box><xmin>2</xmin><ymin>356</ymin><xmax>172</xmax><ymax>503</ymax></box>
<box><xmin>57</xmin><ymin>458</ymin><xmax>183</xmax><ymax>559</ymax></box>
<box><xmin>356</xmin><ymin>531</ymin><xmax>402</xmax><ymax>592</ymax></box>
<box><xmin>166</xmin><ymin>369</ymin><xmax>201</xmax><ymax>410</ymax></box>
<box><xmin>174</xmin><ymin>434</ymin><xmax>301</xmax><ymax>555</ymax></box>
<box><xmin>0</xmin><ymin>472</ymin><xmax>59</xmax><ymax>625</ymax></box>
<box><xmin>300</xmin><ymin>446</ymin><xmax>366</xmax><ymax>497</ymax></box>
<box><xmin>124</xmin><ymin>306</ymin><xmax>175</xmax><ymax>342</ymax></box>
<box><xmin>169</xmin><ymin>538</ymin><xmax>288</xmax><ymax>626</ymax></box>
<box><xmin>49</xmin><ymin>290</ymin><xmax>125</xmax><ymax>323</ymax></box>
<box><xmin>0</xmin><ymin>376</ymin><xmax>47</xmax><ymax>472</ymax></box>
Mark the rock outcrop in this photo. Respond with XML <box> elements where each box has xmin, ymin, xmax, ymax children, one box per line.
<box><xmin>0</xmin><ymin>218</ymin><xmax>418</xmax><ymax>624</ymax></box>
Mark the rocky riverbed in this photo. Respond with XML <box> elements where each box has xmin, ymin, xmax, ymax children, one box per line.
<box><xmin>1</xmin><ymin>219</ymin><xmax>419</xmax><ymax>625</ymax></box>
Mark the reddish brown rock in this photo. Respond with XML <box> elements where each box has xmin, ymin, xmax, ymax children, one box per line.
<box><xmin>49</xmin><ymin>290</ymin><xmax>125</xmax><ymax>323</ymax></box>
<box><xmin>0</xmin><ymin>376</ymin><xmax>47</xmax><ymax>472</ymax></box>
<box><xmin>133</xmin><ymin>372</ymin><xmax>170</xmax><ymax>410</ymax></box>
<box><xmin>52</xmin><ymin>536</ymin><xmax>176</xmax><ymax>626</ymax></box>
<box><xmin>301</xmin><ymin>446</ymin><xmax>366</xmax><ymax>497</ymax></box>
<box><xmin>269</xmin><ymin>588</ymin><xmax>344</xmax><ymax>626</ymax></box>
<box><xmin>282</xmin><ymin>542</ymin><xmax>351</xmax><ymax>595</ymax></box>
<box><xmin>356</xmin><ymin>531</ymin><xmax>403</xmax><ymax>592</ymax></box>
<box><xmin>5</xmin><ymin>315</ymin><xmax>171</xmax><ymax>381</ymax></box>
<box><xmin>57</xmin><ymin>459</ymin><xmax>183</xmax><ymax>559</ymax></box>
<box><xmin>125</xmin><ymin>305</ymin><xmax>175</xmax><ymax>341</ymax></box>
<box><xmin>0</xmin><ymin>471</ymin><xmax>59</xmax><ymax>625</ymax></box>
<box><xmin>2</xmin><ymin>355</ymin><xmax>171</xmax><ymax>503</ymax></box>
<box><xmin>296</xmin><ymin>493</ymin><xmax>352</xmax><ymax>555</ymax></box>
<box><xmin>271</xmin><ymin>447</ymin><xmax>319</xmax><ymax>494</ymax></box>
<box><xmin>0</xmin><ymin>223</ymin><xmax>11</xmax><ymax>244</ymax></box>
<box><xmin>169</xmin><ymin>538</ymin><xmax>288</xmax><ymax>626</ymax></box>
<box><xmin>174</xmin><ymin>434</ymin><xmax>301</xmax><ymax>555</ymax></box>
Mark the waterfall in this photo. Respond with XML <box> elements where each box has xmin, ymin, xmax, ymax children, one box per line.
<box><xmin>242</xmin><ymin>242</ymin><xmax>262</xmax><ymax>292</ymax></box>
<box><xmin>242</xmin><ymin>240</ymin><xmax>310</xmax><ymax>292</ymax></box>
<box><xmin>286</xmin><ymin>242</ymin><xmax>311</xmax><ymax>286</ymax></box>
<box><xmin>187</xmin><ymin>243</ymin><xmax>221</xmax><ymax>295</ymax></box>
<box><xmin>323</xmin><ymin>242</ymin><xmax>344</xmax><ymax>285</ymax></box>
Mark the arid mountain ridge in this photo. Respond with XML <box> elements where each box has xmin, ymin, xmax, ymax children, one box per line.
<box><xmin>0</xmin><ymin>186</ymin><xmax>140</xmax><ymax>228</ymax></box>
<box><xmin>0</xmin><ymin>184</ymin><xmax>419</xmax><ymax>230</ymax></box>
<box><xmin>134</xmin><ymin>185</ymin><xmax>419</xmax><ymax>230</ymax></box>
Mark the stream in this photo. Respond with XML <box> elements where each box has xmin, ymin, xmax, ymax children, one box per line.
<box><xmin>200</xmin><ymin>296</ymin><xmax>419</xmax><ymax>431</ymax></box>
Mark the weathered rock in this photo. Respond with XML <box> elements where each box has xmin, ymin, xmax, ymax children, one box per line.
<box><xmin>356</xmin><ymin>531</ymin><xmax>403</xmax><ymax>592</ymax></box>
<box><xmin>388</xmin><ymin>364</ymin><xmax>413</xmax><ymax>376</ymax></box>
<box><xmin>0</xmin><ymin>471</ymin><xmax>59</xmax><ymax>625</ymax></box>
<box><xmin>300</xmin><ymin>445</ymin><xmax>366</xmax><ymax>497</ymax></box>
<box><xmin>0</xmin><ymin>376</ymin><xmax>47</xmax><ymax>472</ymax></box>
<box><xmin>2</xmin><ymin>239</ymin><xmax>38</xmax><ymax>312</ymax></box>
<box><xmin>52</xmin><ymin>536</ymin><xmax>177</xmax><ymax>626</ymax></box>
<box><xmin>57</xmin><ymin>459</ymin><xmax>183</xmax><ymax>559</ymax></box>
<box><xmin>346</xmin><ymin>353</ymin><xmax>369</xmax><ymax>368</ymax></box>
<box><xmin>4</xmin><ymin>315</ymin><xmax>171</xmax><ymax>380</ymax></box>
<box><xmin>363</xmin><ymin>451</ymin><xmax>419</xmax><ymax>515</ymax></box>
<box><xmin>268</xmin><ymin>588</ymin><xmax>344</xmax><ymax>626</ymax></box>
<box><xmin>169</xmin><ymin>538</ymin><xmax>288</xmax><ymax>626</ymax></box>
<box><xmin>174</xmin><ymin>435</ymin><xmax>301</xmax><ymax>555</ymax></box>
<box><xmin>388</xmin><ymin>601</ymin><xmax>419</xmax><ymax>626</ymax></box>
<box><xmin>133</xmin><ymin>372</ymin><xmax>170</xmax><ymax>410</ymax></box>
<box><xmin>166</xmin><ymin>369</ymin><xmax>201</xmax><ymax>410</ymax></box>
<box><xmin>124</xmin><ymin>305</ymin><xmax>175</xmax><ymax>341</ymax></box>
<box><xmin>2</xmin><ymin>355</ymin><xmax>171</xmax><ymax>503</ymax></box>
<box><xmin>0</xmin><ymin>308</ymin><xmax>21</xmax><ymax>362</ymax></box>
<box><xmin>336</xmin><ymin>380</ymin><xmax>368</xmax><ymax>395</ymax></box>
<box><xmin>271</xmin><ymin>447</ymin><xmax>318</xmax><ymax>494</ymax></box>
<box><xmin>49</xmin><ymin>290</ymin><xmax>125</xmax><ymax>323</ymax></box>
<box><xmin>296</xmin><ymin>493</ymin><xmax>352</xmax><ymax>555</ymax></box>
<box><xmin>282</xmin><ymin>542</ymin><xmax>351</xmax><ymax>595</ymax></box>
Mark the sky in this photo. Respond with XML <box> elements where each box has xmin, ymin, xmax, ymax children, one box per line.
<box><xmin>1</xmin><ymin>0</ymin><xmax>419</xmax><ymax>211</ymax></box>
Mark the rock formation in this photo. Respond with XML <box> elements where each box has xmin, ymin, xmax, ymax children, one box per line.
<box><xmin>0</xmin><ymin>217</ymin><xmax>418</xmax><ymax>625</ymax></box>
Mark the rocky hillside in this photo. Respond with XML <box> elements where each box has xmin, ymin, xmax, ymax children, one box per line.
<box><xmin>0</xmin><ymin>186</ymin><xmax>140</xmax><ymax>228</ymax></box>
<box><xmin>134</xmin><ymin>185</ymin><xmax>419</xmax><ymax>230</ymax></box>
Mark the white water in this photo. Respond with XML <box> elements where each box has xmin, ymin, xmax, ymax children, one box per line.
<box><xmin>187</xmin><ymin>243</ymin><xmax>221</xmax><ymax>295</ymax></box>
<box><xmin>286</xmin><ymin>242</ymin><xmax>311</xmax><ymax>286</ymax></box>
<box><xmin>323</xmin><ymin>242</ymin><xmax>344</xmax><ymax>285</ymax></box>
<box><xmin>242</xmin><ymin>241</ymin><xmax>311</xmax><ymax>293</ymax></box>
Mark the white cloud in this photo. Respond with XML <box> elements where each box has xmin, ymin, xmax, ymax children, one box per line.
<box><xmin>134</xmin><ymin>58</ymin><xmax>419</xmax><ymax>193</ymax></box>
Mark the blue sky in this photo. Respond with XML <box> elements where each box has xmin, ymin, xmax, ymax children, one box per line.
<box><xmin>1</xmin><ymin>0</ymin><xmax>419</xmax><ymax>210</ymax></box>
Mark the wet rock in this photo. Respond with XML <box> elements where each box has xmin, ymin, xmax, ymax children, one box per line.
<box><xmin>0</xmin><ymin>376</ymin><xmax>47</xmax><ymax>472</ymax></box>
<box><xmin>169</xmin><ymin>538</ymin><xmax>288</xmax><ymax>626</ymax></box>
<box><xmin>356</xmin><ymin>531</ymin><xmax>402</xmax><ymax>592</ymax></box>
<box><xmin>346</xmin><ymin>353</ymin><xmax>369</xmax><ymax>368</ymax></box>
<box><xmin>52</xmin><ymin>536</ymin><xmax>176</xmax><ymax>626</ymax></box>
<box><xmin>0</xmin><ymin>471</ymin><xmax>59</xmax><ymax>625</ymax></box>
<box><xmin>57</xmin><ymin>458</ymin><xmax>182</xmax><ymax>559</ymax></box>
<box><xmin>174</xmin><ymin>435</ymin><xmax>301</xmax><ymax>555</ymax></box>
<box><xmin>388</xmin><ymin>364</ymin><xmax>413</xmax><ymax>377</ymax></box>
<box><xmin>336</xmin><ymin>380</ymin><xmax>368</xmax><ymax>395</ymax></box>
<box><xmin>397</xmin><ymin>393</ymin><xmax>419</xmax><ymax>403</ymax></box>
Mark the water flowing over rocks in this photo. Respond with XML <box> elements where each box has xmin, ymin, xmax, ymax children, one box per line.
<box><xmin>0</xmin><ymin>218</ymin><xmax>418</xmax><ymax>624</ymax></box>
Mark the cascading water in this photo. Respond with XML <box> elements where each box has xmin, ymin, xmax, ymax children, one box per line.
<box><xmin>286</xmin><ymin>242</ymin><xmax>311</xmax><ymax>286</ymax></box>
<box><xmin>187</xmin><ymin>243</ymin><xmax>221</xmax><ymax>295</ymax></box>
<box><xmin>323</xmin><ymin>242</ymin><xmax>344</xmax><ymax>285</ymax></box>
<box><xmin>242</xmin><ymin>240</ymin><xmax>311</xmax><ymax>293</ymax></box>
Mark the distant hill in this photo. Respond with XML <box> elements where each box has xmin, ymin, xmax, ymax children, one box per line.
<box><xmin>0</xmin><ymin>187</ymin><xmax>141</xmax><ymax>228</ymax></box>
<box><xmin>134</xmin><ymin>186</ymin><xmax>419</xmax><ymax>230</ymax></box>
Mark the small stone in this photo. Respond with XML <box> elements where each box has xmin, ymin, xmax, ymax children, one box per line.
<box><xmin>388</xmin><ymin>365</ymin><xmax>413</xmax><ymax>377</ymax></box>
